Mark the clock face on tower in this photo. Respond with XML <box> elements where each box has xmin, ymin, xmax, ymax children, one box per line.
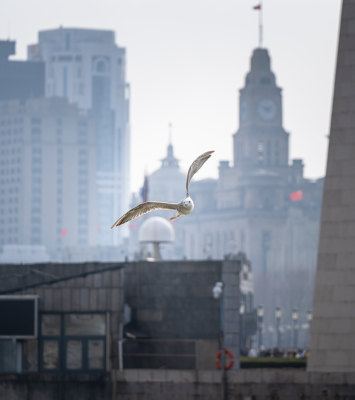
<box><xmin>257</xmin><ymin>99</ymin><xmax>277</xmax><ymax>121</ymax></box>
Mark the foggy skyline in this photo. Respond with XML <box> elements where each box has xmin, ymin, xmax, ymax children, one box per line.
<box><xmin>1</xmin><ymin>0</ymin><xmax>341</xmax><ymax>193</ymax></box>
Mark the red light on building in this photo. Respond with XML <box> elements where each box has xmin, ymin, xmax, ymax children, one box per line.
<box><xmin>290</xmin><ymin>190</ymin><xmax>303</xmax><ymax>201</ymax></box>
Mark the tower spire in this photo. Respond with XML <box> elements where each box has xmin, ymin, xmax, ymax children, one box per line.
<box><xmin>161</xmin><ymin>122</ymin><xmax>179</xmax><ymax>168</ymax></box>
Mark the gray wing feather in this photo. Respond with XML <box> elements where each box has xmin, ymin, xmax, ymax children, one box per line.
<box><xmin>111</xmin><ymin>201</ymin><xmax>179</xmax><ymax>228</ymax></box>
<box><xmin>185</xmin><ymin>150</ymin><xmax>214</xmax><ymax>195</ymax></box>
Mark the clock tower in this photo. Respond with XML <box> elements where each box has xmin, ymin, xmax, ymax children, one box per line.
<box><xmin>234</xmin><ymin>48</ymin><xmax>289</xmax><ymax>179</ymax></box>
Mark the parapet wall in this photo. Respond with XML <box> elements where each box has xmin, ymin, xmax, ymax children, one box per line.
<box><xmin>1</xmin><ymin>369</ymin><xmax>355</xmax><ymax>400</ymax></box>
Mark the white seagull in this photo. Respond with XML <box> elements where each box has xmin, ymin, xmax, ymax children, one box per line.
<box><xmin>111</xmin><ymin>150</ymin><xmax>214</xmax><ymax>228</ymax></box>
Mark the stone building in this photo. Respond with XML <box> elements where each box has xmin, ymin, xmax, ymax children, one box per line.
<box><xmin>0</xmin><ymin>258</ymin><xmax>241</xmax><ymax>373</ymax></box>
<box><xmin>1</xmin><ymin>260</ymin><xmax>355</xmax><ymax>400</ymax></box>
<box><xmin>130</xmin><ymin>48</ymin><xmax>323</xmax><ymax>347</ymax></box>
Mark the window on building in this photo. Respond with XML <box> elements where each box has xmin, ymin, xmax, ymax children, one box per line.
<box><xmin>40</xmin><ymin>313</ymin><xmax>106</xmax><ymax>372</ymax></box>
<box><xmin>257</xmin><ymin>142</ymin><xmax>264</xmax><ymax>164</ymax></box>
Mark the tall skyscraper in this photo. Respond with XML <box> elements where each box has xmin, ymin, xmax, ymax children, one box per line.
<box><xmin>0</xmin><ymin>97</ymin><xmax>97</xmax><ymax>260</ymax></box>
<box><xmin>28</xmin><ymin>28</ymin><xmax>130</xmax><ymax>246</ymax></box>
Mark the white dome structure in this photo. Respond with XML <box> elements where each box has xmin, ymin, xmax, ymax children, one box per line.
<box><xmin>138</xmin><ymin>217</ymin><xmax>175</xmax><ymax>260</ymax></box>
<box><xmin>139</xmin><ymin>216</ymin><xmax>175</xmax><ymax>243</ymax></box>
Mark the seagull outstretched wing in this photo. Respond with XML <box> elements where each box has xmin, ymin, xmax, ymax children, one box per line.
<box><xmin>185</xmin><ymin>150</ymin><xmax>214</xmax><ymax>196</ymax></box>
<box><xmin>110</xmin><ymin>201</ymin><xmax>179</xmax><ymax>228</ymax></box>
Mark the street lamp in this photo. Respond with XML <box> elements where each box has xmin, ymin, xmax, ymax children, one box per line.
<box><xmin>240</xmin><ymin>302</ymin><xmax>245</xmax><ymax>354</ymax></box>
<box><xmin>257</xmin><ymin>305</ymin><xmax>264</xmax><ymax>350</ymax></box>
<box><xmin>275</xmin><ymin>307</ymin><xmax>282</xmax><ymax>349</ymax></box>
<box><xmin>212</xmin><ymin>282</ymin><xmax>223</xmax><ymax>299</ymax></box>
<box><xmin>291</xmin><ymin>309</ymin><xmax>299</xmax><ymax>349</ymax></box>
<box><xmin>212</xmin><ymin>282</ymin><xmax>225</xmax><ymax>357</ymax></box>
<box><xmin>306</xmin><ymin>310</ymin><xmax>312</xmax><ymax>348</ymax></box>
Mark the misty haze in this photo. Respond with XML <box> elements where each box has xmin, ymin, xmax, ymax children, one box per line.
<box><xmin>1</xmin><ymin>1</ymin><xmax>355</xmax><ymax>399</ymax></box>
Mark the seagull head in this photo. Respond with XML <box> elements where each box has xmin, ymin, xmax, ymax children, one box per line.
<box><xmin>183</xmin><ymin>197</ymin><xmax>194</xmax><ymax>210</ymax></box>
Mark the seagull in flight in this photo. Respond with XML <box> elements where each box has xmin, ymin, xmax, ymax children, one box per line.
<box><xmin>111</xmin><ymin>150</ymin><xmax>214</xmax><ymax>228</ymax></box>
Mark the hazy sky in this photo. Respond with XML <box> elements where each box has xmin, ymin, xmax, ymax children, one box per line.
<box><xmin>2</xmin><ymin>0</ymin><xmax>342</xmax><ymax>193</ymax></box>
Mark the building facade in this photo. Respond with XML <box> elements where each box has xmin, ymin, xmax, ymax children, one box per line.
<box><xmin>0</xmin><ymin>97</ymin><xmax>98</xmax><ymax>260</ymax></box>
<box><xmin>0</xmin><ymin>40</ymin><xmax>44</xmax><ymax>102</ymax></box>
<box><xmin>130</xmin><ymin>48</ymin><xmax>323</xmax><ymax>347</ymax></box>
<box><xmin>28</xmin><ymin>28</ymin><xmax>130</xmax><ymax>246</ymax></box>
<box><xmin>0</xmin><ymin>258</ymin><xmax>241</xmax><ymax>373</ymax></box>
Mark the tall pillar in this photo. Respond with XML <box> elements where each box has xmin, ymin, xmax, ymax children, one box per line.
<box><xmin>308</xmin><ymin>0</ymin><xmax>355</xmax><ymax>372</ymax></box>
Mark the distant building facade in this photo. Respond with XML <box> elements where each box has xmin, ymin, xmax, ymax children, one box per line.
<box><xmin>0</xmin><ymin>40</ymin><xmax>44</xmax><ymax>102</ymax></box>
<box><xmin>28</xmin><ymin>28</ymin><xmax>130</xmax><ymax>246</ymax></box>
<box><xmin>129</xmin><ymin>48</ymin><xmax>323</xmax><ymax>347</ymax></box>
<box><xmin>0</xmin><ymin>97</ymin><xmax>98</xmax><ymax>260</ymax></box>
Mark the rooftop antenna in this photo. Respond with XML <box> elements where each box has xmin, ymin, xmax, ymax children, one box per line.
<box><xmin>253</xmin><ymin>1</ymin><xmax>263</xmax><ymax>48</ymax></box>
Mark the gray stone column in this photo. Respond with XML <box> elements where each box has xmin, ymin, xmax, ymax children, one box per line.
<box><xmin>222</xmin><ymin>256</ymin><xmax>241</xmax><ymax>370</ymax></box>
<box><xmin>308</xmin><ymin>0</ymin><xmax>355</xmax><ymax>372</ymax></box>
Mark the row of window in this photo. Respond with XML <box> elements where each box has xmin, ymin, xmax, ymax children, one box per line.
<box><xmin>0</xmin><ymin>158</ymin><xmax>22</xmax><ymax>166</ymax></box>
<box><xmin>1</xmin><ymin>148</ymin><xmax>21</xmax><ymax>155</ymax></box>
<box><xmin>0</xmin><ymin>187</ymin><xmax>19</xmax><ymax>194</ymax></box>
<box><xmin>0</xmin><ymin>138</ymin><xmax>23</xmax><ymax>145</ymax></box>
<box><xmin>0</xmin><ymin>128</ymin><xmax>23</xmax><ymax>136</ymax></box>
<box><xmin>0</xmin><ymin>118</ymin><xmax>24</xmax><ymax>125</ymax></box>
<box><xmin>41</xmin><ymin>312</ymin><xmax>106</xmax><ymax>372</ymax></box>
<box><xmin>0</xmin><ymin>178</ymin><xmax>21</xmax><ymax>184</ymax></box>
<box><xmin>0</xmin><ymin>238</ymin><xmax>18</xmax><ymax>244</ymax></box>
<box><xmin>0</xmin><ymin>227</ymin><xmax>19</xmax><ymax>234</ymax></box>
<box><xmin>0</xmin><ymin>168</ymin><xmax>21</xmax><ymax>175</ymax></box>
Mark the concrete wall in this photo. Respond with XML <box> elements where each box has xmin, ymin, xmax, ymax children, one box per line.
<box><xmin>0</xmin><ymin>259</ymin><xmax>241</xmax><ymax>372</ymax></box>
<box><xmin>124</xmin><ymin>261</ymin><xmax>222</xmax><ymax>339</ymax></box>
<box><xmin>123</xmin><ymin>259</ymin><xmax>240</xmax><ymax>370</ymax></box>
<box><xmin>0</xmin><ymin>263</ymin><xmax>124</xmax><ymax>371</ymax></box>
<box><xmin>1</xmin><ymin>369</ymin><xmax>355</xmax><ymax>400</ymax></box>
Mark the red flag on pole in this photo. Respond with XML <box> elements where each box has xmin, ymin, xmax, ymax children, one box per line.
<box><xmin>253</xmin><ymin>4</ymin><xmax>261</xmax><ymax>10</ymax></box>
<box><xmin>290</xmin><ymin>190</ymin><xmax>303</xmax><ymax>201</ymax></box>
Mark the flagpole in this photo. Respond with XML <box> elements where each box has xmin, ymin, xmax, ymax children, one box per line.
<box><xmin>253</xmin><ymin>2</ymin><xmax>263</xmax><ymax>48</ymax></box>
<box><xmin>168</xmin><ymin>122</ymin><xmax>172</xmax><ymax>145</ymax></box>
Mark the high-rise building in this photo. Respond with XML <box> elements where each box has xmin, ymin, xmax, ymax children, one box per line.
<box><xmin>0</xmin><ymin>40</ymin><xmax>44</xmax><ymax>101</ymax></box>
<box><xmin>28</xmin><ymin>28</ymin><xmax>130</xmax><ymax>246</ymax></box>
<box><xmin>0</xmin><ymin>97</ymin><xmax>97</xmax><ymax>260</ymax></box>
<box><xmin>131</xmin><ymin>48</ymin><xmax>323</xmax><ymax>347</ymax></box>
